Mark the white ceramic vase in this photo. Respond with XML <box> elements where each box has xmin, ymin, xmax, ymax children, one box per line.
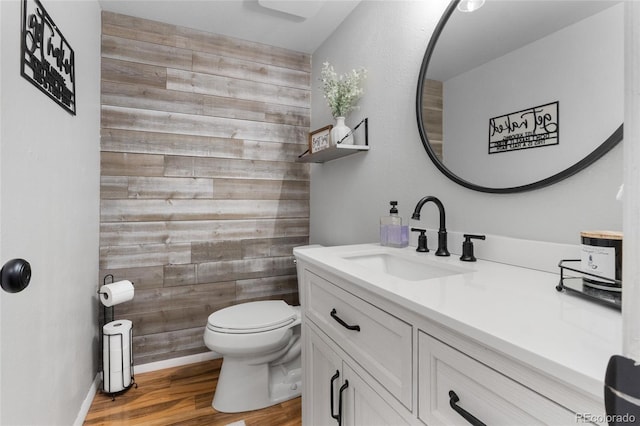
<box><xmin>331</xmin><ymin>117</ymin><xmax>354</xmax><ymax>145</ymax></box>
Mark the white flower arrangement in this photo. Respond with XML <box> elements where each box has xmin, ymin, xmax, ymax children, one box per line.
<box><xmin>320</xmin><ymin>62</ymin><xmax>367</xmax><ymax>118</ymax></box>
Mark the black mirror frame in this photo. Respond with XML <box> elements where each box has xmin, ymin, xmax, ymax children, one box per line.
<box><xmin>416</xmin><ymin>0</ymin><xmax>623</xmax><ymax>194</ymax></box>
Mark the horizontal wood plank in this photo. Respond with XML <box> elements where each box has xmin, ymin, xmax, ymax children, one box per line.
<box><xmin>102</xmin><ymin>34</ymin><xmax>193</xmax><ymax>70</ymax></box>
<box><xmin>101</xmin><ymin>176</ymin><xmax>128</xmax><ymax>199</ymax></box>
<box><xmin>132</xmin><ymin>327</ymin><xmax>207</xmax><ymax>363</ymax></box>
<box><xmin>102</xmin><ymin>106</ymin><xmax>308</xmax><ymax>144</ymax></box>
<box><xmin>127</xmin><ymin>177</ymin><xmax>214</xmax><ymax>199</ymax></box>
<box><xmin>211</xmin><ymin>178</ymin><xmax>309</xmax><ymax>200</ymax></box>
<box><xmin>191</xmin><ymin>240</ymin><xmax>242</xmax><ymax>264</ymax></box>
<box><xmin>202</xmin><ymin>94</ymin><xmax>309</xmax><ymax>127</ymax></box>
<box><xmin>192</xmin><ymin>51</ymin><xmax>310</xmax><ymax>90</ymax></box>
<box><xmin>134</xmin><ymin>346</ymin><xmax>210</xmax><ymax>367</ymax></box>
<box><xmin>127</xmin><ymin>304</ymin><xmax>215</xmax><ymax>336</ymax></box>
<box><xmin>102</xmin><ymin>80</ymin><xmax>204</xmax><ymax>116</ymax></box>
<box><xmin>102</xmin><ymin>11</ymin><xmax>310</xmax><ymax>72</ymax></box>
<box><xmin>102</xmin><ymin>81</ymin><xmax>309</xmax><ymax>127</ymax></box>
<box><xmin>236</xmin><ymin>275</ymin><xmax>298</xmax><ymax>300</ymax></box>
<box><xmin>163</xmin><ymin>264</ymin><xmax>197</xmax><ymax>287</ymax></box>
<box><xmin>101</xmin><ymin>129</ymin><xmax>307</xmax><ymax>162</ymax></box>
<box><xmin>102</xmin><ymin>11</ymin><xmax>179</xmax><ymax>47</ymax></box>
<box><xmin>101</xmin><ymin>152</ymin><xmax>165</xmax><ymax>177</ymax></box>
<box><xmin>175</xmin><ymin>25</ymin><xmax>310</xmax><ymax>72</ymax></box>
<box><xmin>100</xmin><ymin>199</ymin><xmax>309</xmax><ymax>223</ymax></box>
<box><xmin>240</xmin><ymin>236</ymin><xmax>309</xmax><ymax>260</ymax></box>
<box><xmin>101</xmin><ymin>176</ymin><xmax>216</xmax><ymax>200</ymax></box>
<box><xmin>196</xmin><ymin>256</ymin><xmax>295</xmax><ymax>284</ymax></box>
<box><xmin>117</xmin><ymin>282</ymin><xmax>236</xmax><ymax>316</ymax></box>
<box><xmin>101</xmin><ymin>57</ymin><xmax>167</xmax><ymax>88</ymax></box>
<box><xmin>100</xmin><ymin>243</ymin><xmax>192</xmax><ymax>269</ymax></box>
<box><xmin>167</xmin><ymin>69</ymin><xmax>310</xmax><ymax>109</ymax></box>
<box><xmin>100</xmin><ymin>219</ymin><xmax>310</xmax><ymax>246</ymax></box>
<box><xmin>165</xmin><ymin>155</ymin><xmax>309</xmax><ymax>180</ymax></box>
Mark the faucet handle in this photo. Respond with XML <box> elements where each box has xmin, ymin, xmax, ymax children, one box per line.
<box><xmin>411</xmin><ymin>228</ymin><xmax>429</xmax><ymax>253</ymax></box>
<box><xmin>460</xmin><ymin>234</ymin><xmax>486</xmax><ymax>262</ymax></box>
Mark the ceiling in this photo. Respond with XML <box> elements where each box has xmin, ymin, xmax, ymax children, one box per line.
<box><xmin>98</xmin><ymin>0</ymin><xmax>361</xmax><ymax>53</ymax></box>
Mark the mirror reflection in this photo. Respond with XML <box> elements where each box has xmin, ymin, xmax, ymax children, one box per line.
<box><xmin>418</xmin><ymin>0</ymin><xmax>624</xmax><ymax>192</ymax></box>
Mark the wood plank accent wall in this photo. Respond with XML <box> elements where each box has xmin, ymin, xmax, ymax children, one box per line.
<box><xmin>422</xmin><ymin>79</ymin><xmax>443</xmax><ymax>160</ymax></box>
<box><xmin>100</xmin><ymin>11</ymin><xmax>310</xmax><ymax>364</ymax></box>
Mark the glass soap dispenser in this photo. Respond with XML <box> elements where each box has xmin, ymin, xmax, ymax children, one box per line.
<box><xmin>380</xmin><ymin>201</ymin><xmax>408</xmax><ymax>247</ymax></box>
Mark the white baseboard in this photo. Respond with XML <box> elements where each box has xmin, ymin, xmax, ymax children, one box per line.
<box><xmin>134</xmin><ymin>351</ymin><xmax>220</xmax><ymax>374</ymax></box>
<box><xmin>75</xmin><ymin>351</ymin><xmax>220</xmax><ymax>425</ymax></box>
<box><xmin>73</xmin><ymin>373</ymin><xmax>101</xmax><ymax>426</ymax></box>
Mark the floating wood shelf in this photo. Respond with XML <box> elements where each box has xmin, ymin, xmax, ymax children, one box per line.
<box><xmin>297</xmin><ymin>144</ymin><xmax>370</xmax><ymax>163</ymax></box>
<box><xmin>298</xmin><ymin>117</ymin><xmax>369</xmax><ymax>163</ymax></box>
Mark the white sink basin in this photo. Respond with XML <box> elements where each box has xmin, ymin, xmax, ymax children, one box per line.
<box><xmin>342</xmin><ymin>252</ymin><xmax>468</xmax><ymax>281</ymax></box>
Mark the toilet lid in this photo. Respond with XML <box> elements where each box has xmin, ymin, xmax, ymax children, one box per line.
<box><xmin>207</xmin><ymin>300</ymin><xmax>297</xmax><ymax>334</ymax></box>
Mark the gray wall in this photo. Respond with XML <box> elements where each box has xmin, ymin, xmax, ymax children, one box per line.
<box><xmin>310</xmin><ymin>0</ymin><xmax>622</xmax><ymax>247</ymax></box>
<box><xmin>0</xmin><ymin>1</ymin><xmax>101</xmax><ymax>424</ymax></box>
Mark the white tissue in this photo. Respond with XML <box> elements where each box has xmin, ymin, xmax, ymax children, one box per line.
<box><xmin>99</xmin><ymin>280</ymin><xmax>134</xmax><ymax>307</ymax></box>
<box><xmin>103</xmin><ymin>320</ymin><xmax>133</xmax><ymax>393</ymax></box>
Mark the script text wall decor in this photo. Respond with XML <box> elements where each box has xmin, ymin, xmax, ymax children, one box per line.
<box><xmin>21</xmin><ymin>0</ymin><xmax>76</xmax><ymax>114</ymax></box>
<box><xmin>100</xmin><ymin>11</ymin><xmax>310</xmax><ymax>364</ymax></box>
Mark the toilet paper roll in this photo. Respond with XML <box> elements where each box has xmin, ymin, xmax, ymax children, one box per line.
<box><xmin>103</xmin><ymin>319</ymin><xmax>132</xmax><ymax>335</ymax></box>
<box><xmin>103</xmin><ymin>367</ymin><xmax>132</xmax><ymax>393</ymax></box>
<box><xmin>99</xmin><ymin>280</ymin><xmax>134</xmax><ymax>307</ymax></box>
<box><xmin>103</xmin><ymin>320</ymin><xmax>132</xmax><ymax>372</ymax></box>
<box><xmin>103</xmin><ymin>320</ymin><xmax>133</xmax><ymax>393</ymax></box>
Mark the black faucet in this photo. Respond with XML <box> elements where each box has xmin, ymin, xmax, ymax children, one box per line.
<box><xmin>411</xmin><ymin>196</ymin><xmax>450</xmax><ymax>256</ymax></box>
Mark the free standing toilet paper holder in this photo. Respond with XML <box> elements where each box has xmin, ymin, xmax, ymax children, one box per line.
<box><xmin>98</xmin><ymin>274</ymin><xmax>137</xmax><ymax>400</ymax></box>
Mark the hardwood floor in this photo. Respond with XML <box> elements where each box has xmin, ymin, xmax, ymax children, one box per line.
<box><xmin>84</xmin><ymin>359</ymin><xmax>302</xmax><ymax>426</ymax></box>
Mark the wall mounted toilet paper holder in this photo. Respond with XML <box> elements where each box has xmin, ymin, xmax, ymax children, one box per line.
<box><xmin>98</xmin><ymin>274</ymin><xmax>137</xmax><ymax>399</ymax></box>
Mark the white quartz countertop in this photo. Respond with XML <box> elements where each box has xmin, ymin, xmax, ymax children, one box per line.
<box><xmin>294</xmin><ymin>243</ymin><xmax>622</xmax><ymax>400</ymax></box>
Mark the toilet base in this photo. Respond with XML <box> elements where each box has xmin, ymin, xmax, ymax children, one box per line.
<box><xmin>212</xmin><ymin>356</ymin><xmax>301</xmax><ymax>413</ymax></box>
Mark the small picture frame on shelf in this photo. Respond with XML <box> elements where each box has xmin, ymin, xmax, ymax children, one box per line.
<box><xmin>309</xmin><ymin>125</ymin><xmax>333</xmax><ymax>154</ymax></box>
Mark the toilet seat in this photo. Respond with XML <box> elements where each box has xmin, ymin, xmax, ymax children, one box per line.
<box><xmin>207</xmin><ymin>300</ymin><xmax>297</xmax><ymax>334</ymax></box>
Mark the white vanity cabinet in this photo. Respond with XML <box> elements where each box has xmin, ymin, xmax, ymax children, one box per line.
<box><xmin>296</xmin><ymin>245</ymin><xmax>610</xmax><ymax>426</ymax></box>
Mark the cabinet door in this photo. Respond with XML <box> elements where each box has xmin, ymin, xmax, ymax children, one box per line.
<box><xmin>303</xmin><ymin>324</ymin><xmax>344</xmax><ymax>426</ymax></box>
<box><xmin>342</xmin><ymin>364</ymin><xmax>411</xmax><ymax>426</ymax></box>
<box><xmin>418</xmin><ymin>332</ymin><xmax>576</xmax><ymax>425</ymax></box>
<box><xmin>305</xmin><ymin>271</ymin><xmax>413</xmax><ymax>408</ymax></box>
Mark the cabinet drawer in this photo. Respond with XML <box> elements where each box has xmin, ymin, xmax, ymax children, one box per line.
<box><xmin>418</xmin><ymin>332</ymin><xmax>578</xmax><ymax>425</ymax></box>
<box><xmin>305</xmin><ymin>271</ymin><xmax>412</xmax><ymax>409</ymax></box>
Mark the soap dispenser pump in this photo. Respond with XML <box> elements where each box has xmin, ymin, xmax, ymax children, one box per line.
<box><xmin>389</xmin><ymin>201</ymin><xmax>399</xmax><ymax>216</ymax></box>
<box><xmin>380</xmin><ymin>201</ymin><xmax>404</xmax><ymax>247</ymax></box>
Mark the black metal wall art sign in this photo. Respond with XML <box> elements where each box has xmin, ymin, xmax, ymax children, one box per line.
<box><xmin>488</xmin><ymin>101</ymin><xmax>559</xmax><ymax>154</ymax></box>
<box><xmin>21</xmin><ymin>0</ymin><xmax>76</xmax><ymax>115</ymax></box>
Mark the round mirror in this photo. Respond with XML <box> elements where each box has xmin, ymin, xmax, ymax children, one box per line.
<box><xmin>417</xmin><ymin>0</ymin><xmax>623</xmax><ymax>193</ymax></box>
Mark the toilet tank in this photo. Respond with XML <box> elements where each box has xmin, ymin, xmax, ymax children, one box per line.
<box><xmin>293</xmin><ymin>245</ymin><xmax>323</xmax><ymax>307</ymax></box>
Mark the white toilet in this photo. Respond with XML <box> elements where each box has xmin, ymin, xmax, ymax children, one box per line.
<box><xmin>203</xmin><ymin>299</ymin><xmax>302</xmax><ymax>413</ymax></box>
